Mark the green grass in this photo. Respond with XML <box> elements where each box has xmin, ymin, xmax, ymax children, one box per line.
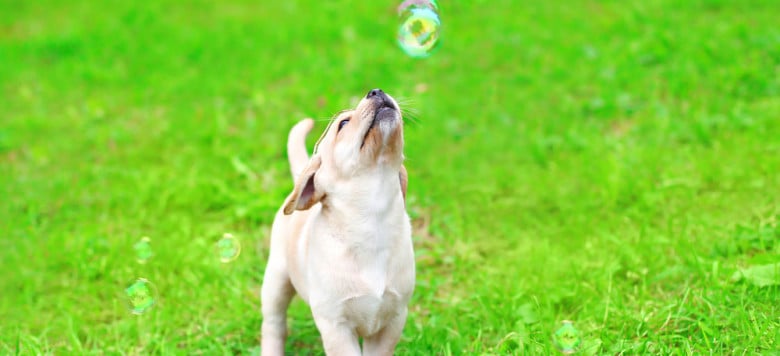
<box><xmin>2</xmin><ymin>0</ymin><xmax>780</xmax><ymax>354</ymax></box>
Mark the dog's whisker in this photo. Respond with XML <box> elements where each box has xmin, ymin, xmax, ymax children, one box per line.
<box><xmin>405</xmin><ymin>112</ymin><xmax>421</xmax><ymax>120</ymax></box>
<box><xmin>394</xmin><ymin>95</ymin><xmax>416</xmax><ymax>103</ymax></box>
<box><xmin>401</xmin><ymin>109</ymin><xmax>419</xmax><ymax>118</ymax></box>
<box><xmin>401</xmin><ymin>107</ymin><xmax>420</xmax><ymax>117</ymax></box>
<box><xmin>397</xmin><ymin>102</ymin><xmax>417</xmax><ymax>108</ymax></box>
<box><xmin>401</xmin><ymin>110</ymin><xmax>422</xmax><ymax>127</ymax></box>
<box><xmin>398</xmin><ymin>103</ymin><xmax>418</xmax><ymax>111</ymax></box>
<box><xmin>397</xmin><ymin>100</ymin><xmax>417</xmax><ymax>108</ymax></box>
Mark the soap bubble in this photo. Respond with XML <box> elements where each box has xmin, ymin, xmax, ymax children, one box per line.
<box><xmin>397</xmin><ymin>0</ymin><xmax>441</xmax><ymax>58</ymax></box>
<box><xmin>125</xmin><ymin>278</ymin><xmax>157</xmax><ymax>315</ymax></box>
<box><xmin>552</xmin><ymin>320</ymin><xmax>581</xmax><ymax>354</ymax></box>
<box><xmin>217</xmin><ymin>233</ymin><xmax>241</xmax><ymax>263</ymax></box>
<box><xmin>133</xmin><ymin>236</ymin><xmax>152</xmax><ymax>264</ymax></box>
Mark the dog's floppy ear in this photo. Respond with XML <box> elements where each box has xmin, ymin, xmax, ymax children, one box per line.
<box><xmin>399</xmin><ymin>164</ymin><xmax>408</xmax><ymax>202</ymax></box>
<box><xmin>283</xmin><ymin>155</ymin><xmax>324</xmax><ymax>215</ymax></box>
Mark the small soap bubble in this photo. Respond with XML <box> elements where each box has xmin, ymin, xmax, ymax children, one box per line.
<box><xmin>397</xmin><ymin>0</ymin><xmax>441</xmax><ymax>58</ymax></box>
<box><xmin>125</xmin><ymin>278</ymin><xmax>157</xmax><ymax>315</ymax></box>
<box><xmin>217</xmin><ymin>233</ymin><xmax>241</xmax><ymax>263</ymax></box>
<box><xmin>553</xmin><ymin>320</ymin><xmax>581</xmax><ymax>354</ymax></box>
<box><xmin>133</xmin><ymin>236</ymin><xmax>152</xmax><ymax>264</ymax></box>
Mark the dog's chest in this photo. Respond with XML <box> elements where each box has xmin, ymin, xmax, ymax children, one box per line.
<box><xmin>334</xmin><ymin>228</ymin><xmax>411</xmax><ymax>336</ymax></box>
<box><xmin>343</xmin><ymin>287</ymin><xmax>404</xmax><ymax>337</ymax></box>
<box><xmin>354</xmin><ymin>236</ymin><xmax>392</xmax><ymax>293</ymax></box>
<box><xmin>304</xmin><ymin>207</ymin><xmax>413</xmax><ymax>335</ymax></box>
<box><xmin>348</xmin><ymin>247</ymin><xmax>413</xmax><ymax>335</ymax></box>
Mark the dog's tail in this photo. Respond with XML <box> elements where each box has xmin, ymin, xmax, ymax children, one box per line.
<box><xmin>287</xmin><ymin>118</ymin><xmax>315</xmax><ymax>180</ymax></box>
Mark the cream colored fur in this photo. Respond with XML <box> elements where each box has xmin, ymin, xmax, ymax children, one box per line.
<box><xmin>261</xmin><ymin>90</ymin><xmax>414</xmax><ymax>356</ymax></box>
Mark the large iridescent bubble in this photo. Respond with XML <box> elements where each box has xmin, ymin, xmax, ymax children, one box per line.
<box><xmin>397</xmin><ymin>0</ymin><xmax>441</xmax><ymax>58</ymax></box>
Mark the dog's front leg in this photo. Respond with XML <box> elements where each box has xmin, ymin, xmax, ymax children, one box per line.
<box><xmin>313</xmin><ymin>317</ymin><xmax>361</xmax><ymax>356</ymax></box>
<box><xmin>361</xmin><ymin>308</ymin><xmax>408</xmax><ymax>356</ymax></box>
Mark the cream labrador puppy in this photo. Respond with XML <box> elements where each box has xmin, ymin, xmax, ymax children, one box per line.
<box><xmin>261</xmin><ymin>89</ymin><xmax>415</xmax><ymax>355</ymax></box>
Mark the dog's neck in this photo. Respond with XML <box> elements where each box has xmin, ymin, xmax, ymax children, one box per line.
<box><xmin>316</xmin><ymin>165</ymin><xmax>405</xmax><ymax>296</ymax></box>
<box><xmin>320</xmin><ymin>164</ymin><xmax>405</xmax><ymax>234</ymax></box>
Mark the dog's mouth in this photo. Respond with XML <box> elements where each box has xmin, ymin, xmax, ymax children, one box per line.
<box><xmin>360</xmin><ymin>101</ymin><xmax>399</xmax><ymax>149</ymax></box>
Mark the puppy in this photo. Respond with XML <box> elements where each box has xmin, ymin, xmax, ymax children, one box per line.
<box><xmin>261</xmin><ymin>89</ymin><xmax>415</xmax><ymax>355</ymax></box>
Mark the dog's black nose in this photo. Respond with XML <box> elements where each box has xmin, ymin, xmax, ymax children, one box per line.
<box><xmin>366</xmin><ymin>88</ymin><xmax>385</xmax><ymax>99</ymax></box>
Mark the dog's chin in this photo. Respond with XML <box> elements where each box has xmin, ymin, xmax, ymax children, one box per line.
<box><xmin>375</xmin><ymin>108</ymin><xmax>401</xmax><ymax>137</ymax></box>
<box><xmin>357</xmin><ymin>111</ymin><xmax>403</xmax><ymax>165</ymax></box>
<box><xmin>375</xmin><ymin>106</ymin><xmax>397</xmax><ymax>122</ymax></box>
<box><xmin>361</xmin><ymin>106</ymin><xmax>401</xmax><ymax>148</ymax></box>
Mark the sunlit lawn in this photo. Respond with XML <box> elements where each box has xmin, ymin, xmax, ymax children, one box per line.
<box><xmin>1</xmin><ymin>0</ymin><xmax>779</xmax><ymax>354</ymax></box>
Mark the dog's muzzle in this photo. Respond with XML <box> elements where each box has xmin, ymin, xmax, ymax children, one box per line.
<box><xmin>366</xmin><ymin>88</ymin><xmax>398</xmax><ymax>121</ymax></box>
<box><xmin>360</xmin><ymin>89</ymin><xmax>400</xmax><ymax>149</ymax></box>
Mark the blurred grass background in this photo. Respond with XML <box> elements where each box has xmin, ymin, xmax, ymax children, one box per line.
<box><xmin>1</xmin><ymin>0</ymin><xmax>779</xmax><ymax>354</ymax></box>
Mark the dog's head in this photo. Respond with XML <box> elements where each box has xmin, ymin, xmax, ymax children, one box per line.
<box><xmin>283</xmin><ymin>89</ymin><xmax>408</xmax><ymax>214</ymax></box>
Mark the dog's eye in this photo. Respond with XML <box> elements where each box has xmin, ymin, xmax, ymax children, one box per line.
<box><xmin>337</xmin><ymin>119</ymin><xmax>350</xmax><ymax>132</ymax></box>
